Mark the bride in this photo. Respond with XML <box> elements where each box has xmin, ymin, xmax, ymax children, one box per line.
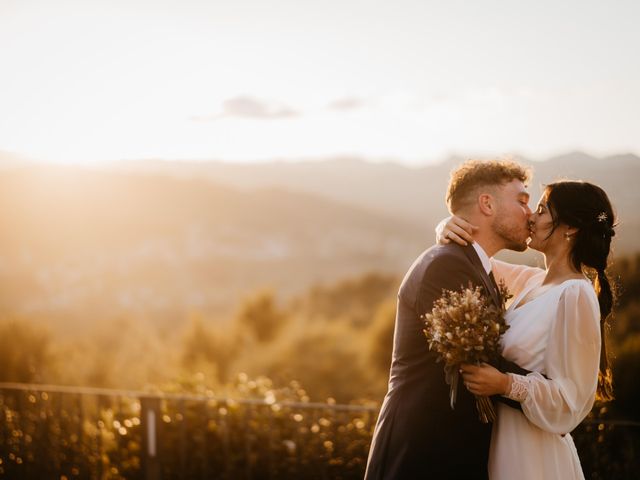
<box><xmin>438</xmin><ymin>180</ymin><xmax>615</xmax><ymax>479</ymax></box>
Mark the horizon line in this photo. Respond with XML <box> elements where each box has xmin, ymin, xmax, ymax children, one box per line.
<box><xmin>1</xmin><ymin>148</ymin><xmax>639</xmax><ymax>168</ymax></box>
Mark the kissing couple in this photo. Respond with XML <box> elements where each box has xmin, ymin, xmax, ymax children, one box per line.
<box><xmin>365</xmin><ymin>159</ymin><xmax>616</xmax><ymax>479</ymax></box>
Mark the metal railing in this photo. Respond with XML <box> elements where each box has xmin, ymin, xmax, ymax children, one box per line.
<box><xmin>0</xmin><ymin>382</ymin><xmax>377</xmax><ymax>479</ymax></box>
<box><xmin>1</xmin><ymin>382</ymin><xmax>639</xmax><ymax>479</ymax></box>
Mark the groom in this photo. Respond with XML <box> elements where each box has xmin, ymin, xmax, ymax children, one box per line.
<box><xmin>365</xmin><ymin>159</ymin><xmax>533</xmax><ymax>479</ymax></box>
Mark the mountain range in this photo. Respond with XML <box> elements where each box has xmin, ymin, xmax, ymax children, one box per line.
<box><xmin>0</xmin><ymin>151</ymin><xmax>637</xmax><ymax>329</ymax></box>
<box><xmin>110</xmin><ymin>151</ymin><xmax>640</xmax><ymax>253</ymax></box>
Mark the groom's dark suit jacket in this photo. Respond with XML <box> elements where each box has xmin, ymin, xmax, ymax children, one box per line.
<box><xmin>364</xmin><ymin>243</ymin><xmax>526</xmax><ymax>480</ymax></box>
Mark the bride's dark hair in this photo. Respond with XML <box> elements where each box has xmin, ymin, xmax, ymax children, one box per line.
<box><xmin>544</xmin><ymin>181</ymin><xmax>616</xmax><ymax>401</ymax></box>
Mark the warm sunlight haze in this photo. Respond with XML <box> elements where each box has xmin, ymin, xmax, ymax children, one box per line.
<box><xmin>1</xmin><ymin>1</ymin><xmax>639</xmax><ymax>479</ymax></box>
<box><xmin>0</xmin><ymin>0</ymin><xmax>639</xmax><ymax>164</ymax></box>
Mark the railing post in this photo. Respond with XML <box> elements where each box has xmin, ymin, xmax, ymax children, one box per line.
<box><xmin>179</xmin><ymin>399</ymin><xmax>187</xmax><ymax>479</ymax></box>
<box><xmin>140</xmin><ymin>396</ymin><xmax>161</xmax><ymax>480</ymax></box>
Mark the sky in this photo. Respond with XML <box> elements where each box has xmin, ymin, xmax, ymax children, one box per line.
<box><xmin>0</xmin><ymin>0</ymin><xmax>638</xmax><ymax>165</ymax></box>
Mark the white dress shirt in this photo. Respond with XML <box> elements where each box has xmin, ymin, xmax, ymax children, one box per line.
<box><xmin>471</xmin><ymin>241</ymin><xmax>492</xmax><ymax>275</ymax></box>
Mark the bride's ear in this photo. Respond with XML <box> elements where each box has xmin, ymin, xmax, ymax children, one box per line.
<box><xmin>566</xmin><ymin>226</ymin><xmax>579</xmax><ymax>238</ymax></box>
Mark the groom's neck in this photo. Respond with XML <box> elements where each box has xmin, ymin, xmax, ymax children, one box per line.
<box><xmin>454</xmin><ymin>210</ymin><xmax>503</xmax><ymax>258</ymax></box>
<box><xmin>471</xmin><ymin>233</ymin><xmax>501</xmax><ymax>258</ymax></box>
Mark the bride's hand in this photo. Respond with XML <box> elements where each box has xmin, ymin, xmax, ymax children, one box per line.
<box><xmin>460</xmin><ymin>363</ymin><xmax>510</xmax><ymax>396</ymax></box>
<box><xmin>435</xmin><ymin>216</ymin><xmax>478</xmax><ymax>246</ymax></box>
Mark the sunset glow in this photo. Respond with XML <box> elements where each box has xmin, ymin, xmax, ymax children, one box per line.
<box><xmin>1</xmin><ymin>0</ymin><xmax>639</xmax><ymax>164</ymax></box>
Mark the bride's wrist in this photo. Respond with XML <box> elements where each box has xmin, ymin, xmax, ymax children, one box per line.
<box><xmin>501</xmin><ymin>372</ymin><xmax>512</xmax><ymax>396</ymax></box>
<box><xmin>435</xmin><ymin>217</ymin><xmax>451</xmax><ymax>243</ymax></box>
<box><xmin>502</xmin><ymin>373</ymin><xmax>530</xmax><ymax>402</ymax></box>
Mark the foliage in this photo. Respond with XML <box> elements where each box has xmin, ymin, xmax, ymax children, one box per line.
<box><xmin>574</xmin><ymin>406</ymin><xmax>640</xmax><ymax>480</ymax></box>
<box><xmin>367</xmin><ymin>298</ymin><xmax>397</xmax><ymax>376</ymax></box>
<box><xmin>0</xmin><ymin>374</ymin><xmax>377</xmax><ymax>479</ymax></box>
<box><xmin>236</xmin><ymin>290</ymin><xmax>289</xmax><ymax>343</ymax></box>
<box><xmin>609</xmin><ymin>334</ymin><xmax>640</xmax><ymax>420</ymax></box>
<box><xmin>256</xmin><ymin>322</ymin><xmax>376</xmax><ymax>403</ymax></box>
<box><xmin>611</xmin><ymin>253</ymin><xmax>640</xmax><ymax>310</ymax></box>
<box><xmin>297</xmin><ymin>273</ymin><xmax>397</xmax><ymax>328</ymax></box>
<box><xmin>1</xmin><ymin>255</ymin><xmax>640</xmax><ymax>477</ymax></box>
<box><xmin>0</xmin><ymin>319</ymin><xmax>53</xmax><ymax>383</ymax></box>
<box><xmin>181</xmin><ymin>315</ymin><xmax>237</xmax><ymax>383</ymax></box>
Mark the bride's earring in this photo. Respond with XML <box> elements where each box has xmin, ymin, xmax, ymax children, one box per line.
<box><xmin>565</xmin><ymin>232</ymin><xmax>571</xmax><ymax>242</ymax></box>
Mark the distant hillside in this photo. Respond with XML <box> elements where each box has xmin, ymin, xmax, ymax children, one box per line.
<box><xmin>111</xmin><ymin>157</ymin><xmax>454</xmax><ymax>233</ymax></box>
<box><xmin>112</xmin><ymin>152</ymin><xmax>640</xmax><ymax>254</ymax></box>
<box><xmin>1</xmin><ymin>153</ymin><xmax>638</xmax><ymax>331</ymax></box>
<box><xmin>0</xmin><ymin>166</ymin><xmax>428</xmax><ymax>329</ymax></box>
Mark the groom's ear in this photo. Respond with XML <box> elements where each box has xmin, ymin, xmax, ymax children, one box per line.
<box><xmin>477</xmin><ymin>193</ymin><xmax>495</xmax><ymax>216</ymax></box>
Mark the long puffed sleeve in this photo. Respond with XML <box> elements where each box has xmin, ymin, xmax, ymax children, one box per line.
<box><xmin>511</xmin><ymin>282</ymin><xmax>601</xmax><ymax>434</ymax></box>
<box><xmin>490</xmin><ymin>258</ymin><xmax>544</xmax><ymax>301</ymax></box>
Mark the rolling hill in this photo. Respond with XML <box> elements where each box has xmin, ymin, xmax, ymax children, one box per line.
<box><xmin>0</xmin><ymin>165</ymin><xmax>427</xmax><ymax>329</ymax></box>
<box><xmin>1</xmin><ymin>152</ymin><xmax>638</xmax><ymax>330</ymax></box>
<box><xmin>111</xmin><ymin>152</ymin><xmax>640</xmax><ymax>254</ymax></box>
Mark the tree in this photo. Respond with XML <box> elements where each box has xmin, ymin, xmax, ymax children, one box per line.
<box><xmin>367</xmin><ymin>299</ymin><xmax>397</xmax><ymax>375</ymax></box>
<box><xmin>259</xmin><ymin>322</ymin><xmax>372</xmax><ymax>402</ymax></box>
<box><xmin>0</xmin><ymin>319</ymin><xmax>52</xmax><ymax>383</ymax></box>
<box><xmin>182</xmin><ymin>315</ymin><xmax>236</xmax><ymax>382</ymax></box>
<box><xmin>236</xmin><ymin>290</ymin><xmax>288</xmax><ymax>343</ymax></box>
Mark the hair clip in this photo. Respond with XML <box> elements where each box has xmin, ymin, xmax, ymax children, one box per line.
<box><xmin>597</xmin><ymin>212</ymin><xmax>608</xmax><ymax>223</ymax></box>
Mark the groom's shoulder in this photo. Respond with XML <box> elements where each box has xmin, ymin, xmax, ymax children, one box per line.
<box><xmin>416</xmin><ymin>243</ymin><xmax>469</xmax><ymax>266</ymax></box>
<box><xmin>406</xmin><ymin>243</ymin><xmax>472</xmax><ymax>278</ymax></box>
<box><xmin>400</xmin><ymin>243</ymin><xmax>474</xmax><ymax>300</ymax></box>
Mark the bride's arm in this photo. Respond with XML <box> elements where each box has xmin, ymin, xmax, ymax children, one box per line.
<box><xmin>503</xmin><ymin>283</ymin><xmax>601</xmax><ymax>434</ymax></box>
<box><xmin>490</xmin><ymin>258</ymin><xmax>544</xmax><ymax>301</ymax></box>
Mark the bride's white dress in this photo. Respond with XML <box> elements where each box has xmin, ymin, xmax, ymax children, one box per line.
<box><xmin>489</xmin><ymin>262</ymin><xmax>601</xmax><ymax>480</ymax></box>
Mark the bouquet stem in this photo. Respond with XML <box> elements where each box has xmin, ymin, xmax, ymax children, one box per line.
<box><xmin>475</xmin><ymin>395</ymin><xmax>496</xmax><ymax>423</ymax></box>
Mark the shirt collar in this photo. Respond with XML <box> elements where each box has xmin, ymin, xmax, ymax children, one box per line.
<box><xmin>471</xmin><ymin>242</ymin><xmax>492</xmax><ymax>275</ymax></box>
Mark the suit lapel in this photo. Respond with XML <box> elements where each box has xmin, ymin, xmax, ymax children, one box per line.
<box><xmin>461</xmin><ymin>245</ymin><xmax>501</xmax><ymax>307</ymax></box>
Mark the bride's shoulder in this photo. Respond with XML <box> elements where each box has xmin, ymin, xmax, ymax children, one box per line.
<box><xmin>560</xmin><ymin>277</ymin><xmax>595</xmax><ymax>291</ymax></box>
<box><xmin>558</xmin><ymin>278</ymin><xmax>599</xmax><ymax>309</ymax></box>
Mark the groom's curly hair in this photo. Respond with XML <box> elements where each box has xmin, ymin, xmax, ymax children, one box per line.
<box><xmin>446</xmin><ymin>159</ymin><xmax>531</xmax><ymax>213</ymax></box>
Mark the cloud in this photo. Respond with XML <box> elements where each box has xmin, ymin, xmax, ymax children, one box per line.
<box><xmin>192</xmin><ymin>96</ymin><xmax>300</xmax><ymax>122</ymax></box>
<box><xmin>327</xmin><ymin>97</ymin><xmax>369</xmax><ymax>111</ymax></box>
